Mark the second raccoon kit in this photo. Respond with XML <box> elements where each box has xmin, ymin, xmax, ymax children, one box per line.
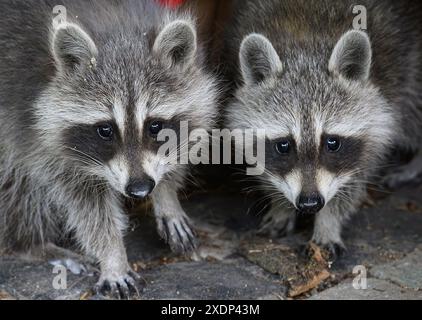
<box><xmin>224</xmin><ymin>0</ymin><xmax>422</xmax><ymax>256</ymax></box>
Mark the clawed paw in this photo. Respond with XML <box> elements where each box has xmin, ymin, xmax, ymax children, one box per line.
<box><xmin>383</xmin><ymin>155</ymin><xmax>422</xmax><ymax>189</ymax></box>
<box><xmin>301</xmin><ymin>241</ymin><xmax>347</xmax><ymax>263</ymax></box>
<box><xmin>258</xmin><ymin>210</ymin><xmax>295</xmax><ymax>238</ymax></box>
<box><xmin>383</xmin><ymin>168</ymin><xmax>422</xmax><ymax>189</ymax></box>
<box><xmin>93</xmin><ymin>270</ymin><xmax>141</xmax><ymax>300</ymax></box>
<box><xmin>157</xmin><ymin>215</ymin><xmax>197</xmax><ymax>254</ymax></box>
<box><xmin>318</xmin><ymin>242</ymin><xmax>346</xmax><ymax>261</ymax></box>
<box><xmin>49</xmin><ymin>258</ymin><xmax>90</xmax><ymax>276</ymax></box>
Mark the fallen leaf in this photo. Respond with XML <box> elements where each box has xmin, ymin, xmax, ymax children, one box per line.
<box><xmin>397</xmin><ymin>201</ymin><xmax>422</xmax><ymax>213</ymax></box>
<box><xmin>309</xmin><ymin>242</ymin><xmax>325</xmax><ymax>263</ymax></box>
<box><xmin>0</xmin><ymin>290</ymin><xmax>15</xmax><ymax>300</ymax></box>
<box><xmin>241</xmin><ymin>241</ymin><xmax>333</xmax><ymax>298</ymax></box>
<box><xmin>289</xmin><ymin>270</ymin><xmax>331</xmax><ymax>298</ymax></box>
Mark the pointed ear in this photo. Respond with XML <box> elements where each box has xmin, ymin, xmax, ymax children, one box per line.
<box><xmin>329</xmin><ymin>30</ymin><xmax>372</xmax><ymax>82</ymax></box>
<box><xmin>239</xmin><ymin>33</ymin><xmax>282</xmax><ymax>86</ymax></box>
<box><xmin>153</xmin><ymin>20</ymin><xmax>197</xmax><ymax>69</ymax></box>
<box><xmin>51</xmin><ymin>23</ymin><xmax>98</xmax><ymax>74</ymax></box>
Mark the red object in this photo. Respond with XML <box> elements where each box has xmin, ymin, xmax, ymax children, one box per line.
<box><xmin>157</xmin><ymin>0</ymin><xmax>185</xmax><ymax>8</ymax></box>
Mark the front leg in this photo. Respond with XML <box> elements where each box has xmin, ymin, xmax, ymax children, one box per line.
<box><xmin>384</xmin><ymin>150</ymin><xmax>422</xmax><ymax>189</ymax></box>
<box><xmin>259</xmin><ymin>200</ymin><xmax>296</xmax><ymax>238</ymax></box>
<box><xmin>151</xmin><ymin>180</ymin><xmax>197</xmax><ymax>254</ymax></box>
<box><xmin>311</xmin><ymin>202</ymin><xmax>347</xmax><ymax>260</ymax></box>
<box><xmin>66</xmin><ymin>194</ymin><xmax>138</xmax><ymax>298</ymax></box>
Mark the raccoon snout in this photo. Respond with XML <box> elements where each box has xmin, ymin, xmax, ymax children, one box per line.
<box><xmin>125</xmin><ymin>178</ymin><xmax>156</xmax><ymax>199</ymax></box>
<box><xmin>296</xmin><ymin>193</ymin><xmax>325</xmax><ymax>215</ymax></box>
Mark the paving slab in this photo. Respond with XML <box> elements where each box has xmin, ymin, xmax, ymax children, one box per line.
<box><xmin>0</xmin><ymin>184</ymin><xmax>420</xmax><ymax>300</ymax></box>
<box><xmin>371</xmin><ymin>246</ymin><xmax>422</xmax><ymax>290</ymax></box>
<box><xmin>309</xmin><ymin>278</ymin><xmax>422</xmax><ymax>300</ymax></box>
<box><xmin>141</xmin><ymin>259</ymin><xmax>284</xmax><ymax>300</ymax></box>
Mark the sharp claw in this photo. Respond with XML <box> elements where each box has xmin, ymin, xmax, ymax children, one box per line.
<box><xmin>167</xmin><ymin>223</ymin><xmax>178</xmax><ymax>250</ymax></box>
<box><xmin>102</xmin><ymin>280</ymin><xmax>111</xmax><ymax>293</ymax></box>
<box><xmin>156</xmin><ymin>218</ymin><xmax>164</xmax><ymax>240</ymax></box>
<box><xmin>110</xmin><ymin>283</ymin><xmax>120</xmax><ymax>299</ymax></box>
<box><xmin>158</xmin><ymin>215</ymin><xmax>198</xmax><ymax>254</ymax></box>
<box><xmin>187</xmin><ymin>232</ymin><xmax>198</xmax><ymax>252</ymax></box>
<box><xmin>177</xmin><ymin>220</ymin><xmax>197</xmax><ymax>253</ymax></box>
<box><xmin>94</xmin><ymin>273</ymin><xmax>141</xmax><ymax>300</ymax></box>
<box><xmin>183</xmin><ymin>217</ymin><xmax>196</xmax><ymax>236</ymax></box>
<box><xmin>129</xmin><ymin>269</ymin><xmax>141</xmax><ymax>280</ymax></box>
<box><xmin>188</xmin><ymin>235</ymin><xmax>197</xmax><ymax>252</ymax></box>
<box><xmin>162</xmin><ymin>218</ymin><xmax>170</xmax><ymax>242</ymax></box>
<box><xmin>117</xmin><ymin>281</ymin><xmax>130</xmax><ymax>300</ymax></box>
<box><xmin>125</xmin><ymin>276</ymin><xmax>136</xmax><ymax>288</ymax></box>
<box><xmin>180</xmin><ymin>220</ymin><xmax>196</xmax><ymax>247</ymax></box>
<box><xmin>93</xmin><ymin>284</ymin><xmax>102</xmax><ymax>296</ymax></box>
<box><xmin>125</xmin><ymin>276</ymin><xmax>140</xmax><ymax>298</ymax></box>
<box><xmin>174</xmin><ymin>223</ymin><xmax>187</xmax><ymax>251</ymax></box>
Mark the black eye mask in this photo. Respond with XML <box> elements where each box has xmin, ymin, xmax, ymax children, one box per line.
<box><xmin>62</xmin><ymin>121</ymin><xmax>121</xmax><ymax>164</ymax></box>
<box><xmin>265</xmin><ymin>136</ymin><xmax>298</xmax><ymax>176</ymax></box>
<box><xmin>320</xmin><ymin>134</ymin><xmax>364</xmax><ymax>173</ymax></box>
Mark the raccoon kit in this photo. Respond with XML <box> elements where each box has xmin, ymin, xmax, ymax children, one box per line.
<box><xmin>0</xmin><ymin>0</ymin><xmax>217</xmax><ymax>294</ymax></box>
<box><xmin>224</xmin><ymin>0</ymin><xmax>422</xmax><ymax>256</ymax></box>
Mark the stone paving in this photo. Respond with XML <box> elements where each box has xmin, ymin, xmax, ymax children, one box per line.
<box><xmin>0</xmin><ymin>182</ymin><xmax>421</xmax><ymax>300</ymax></box>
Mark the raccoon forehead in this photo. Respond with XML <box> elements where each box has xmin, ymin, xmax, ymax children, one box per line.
<box><xmin>314</xmin><ymin>112</ymin><xmax>363</xmax><ymax>138</ymax></box>
<box><xmin>226</xmin><ymin>99</ymin><xmax>302</xmax><ymax>141</ymax></box>
<box><xmin>315</xmin><ymin>98</ymin><xmax>396</xmax><ymax>142</ymax></box>
<box><xmin>263</xmin><ymin>119</ymin><xmax>301</xmax><ymax>141</ymax></box>
<box><xmin>112</xmin><ymin>100</ymin><xmax>126</xmax><ymax>137</ymax></box>
<box><xmin>138</xmin><ymin>76</ymin><xmax>218</xmax><ymax>126</ymax></box>
<box><xmin>35</xmin><ymin>94</ymin><xmax>113</xmax><ymax>127</ymax></box>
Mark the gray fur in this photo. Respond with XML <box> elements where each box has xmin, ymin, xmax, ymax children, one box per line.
<box><xmin>224</xmin><ymin>0</ymin><xmax>422</xmax><ymax>252</ymax></box>
<box><xmin>153</xmin><ymin>20</ymin><xmax>197</xmax><ymax>69</ymax></box>
<box><xmin>239</xmin><ymin>33</ymin><xmax>283</xmax><ymax>85</ymax></box>
<box><xmin>329</xmin><ymin>30</ymin><xmax>372</xmax><ymax>82</ymax></box>
<box><xmin>0</xmin><ymin>0</ymin><xmax>218</xmax><ymax>294</ymax></box>
<box><xmin>52</xmin><ymin>23</ymin><xmax>98</xmax><ymax>74</ymax></box>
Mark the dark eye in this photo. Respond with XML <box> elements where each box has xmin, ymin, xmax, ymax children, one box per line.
<box><xmin>149</xmin><ymin>121</ymin><xmax>163</xmax><ymax>136</ymax></box>
<box><xmin>97</xmin><ymin>124</ymin><xmax>114</xmax><ymax>141</ymax></box>
<box><xmin>275</xmin><ymin>140</ymin><xmax>290</xmax><ymax>154</ymax></box>
<box><xmin>327</xmin><ymin>137</ymin><xmax>342</xmax><ymax>152</ymax></box>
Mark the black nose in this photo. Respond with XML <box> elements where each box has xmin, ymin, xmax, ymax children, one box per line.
<box><xmin>126</xmin><ymin>179</ymin><xmax>156</xmax><ymax>199</ymax></box>
<box><xmin>296</xmin><ymin>193</ymin><xmax>325</xmax><ymax>214</ymax></box>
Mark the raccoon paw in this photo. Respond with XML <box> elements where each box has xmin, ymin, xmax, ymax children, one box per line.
<box><xmin>258</xmin><ymin>209</ymin><xmax>296</xmax><ymax>238</ymax></box>
<box><xmin>93</xmin><ymin>269</ymin><xmax>141</xmax><ymax>300</ymax></box>
<box><xmin>300</xmin><ymin>241</ymin><xmax>346</xmax><ymax>264</ymax></box>
<box><xmin>310</xmin><ymin>241</ymin><xmax>347</xmax><ymax>262</ymax></box>
<box><xmin>157</xmin><ymin>216</ymin><xmax>197</xmax><ymax>254</ymax></box>
<box><xmin>383</xmin><ymin>162</ymin><xmax>422</xmax><ymax>189</ymax></box>
<box><xmin>49</xmin><ymin>258</ymin><xmax>90</xmax><ymax>276</ymax></box>
<box><xmin>44</xmin><ymin>243</ymin><xmax>96</xmax><ymax>276</ymax></box>
<box><xmin>324</xmin><ymin>242</ymin><xmax>347</xmax><ymax>261</ymax></box>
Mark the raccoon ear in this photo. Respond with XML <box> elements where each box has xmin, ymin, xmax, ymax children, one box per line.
<box><xmin>329</xmin><ymin>30</ymin><xmax>372</xmax><ymax>82</ymax></box>
<box><xmin>153</xmin><ymin>20</ymin><xmax>197</xmax><ymax>69</ymax></box>
<box><xmin>51</xmin><ymin>23</ymin><xmax>98</xmax><ymax>74</ymax></box>
<box><xmin>239</xmin><ymin>33</ymin><xmax>282</xmax><ymax>85</ymax></box>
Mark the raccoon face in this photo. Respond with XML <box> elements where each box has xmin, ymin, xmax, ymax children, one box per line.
<box><xmin>35</xmin><ymin>20</ymin><xmax>217</xmax><ymax>198</ymax></box>
<box><xmin>229</xmin><ymin>31</ymin><xmax>396</xmax><ymax>214</ymax></box>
